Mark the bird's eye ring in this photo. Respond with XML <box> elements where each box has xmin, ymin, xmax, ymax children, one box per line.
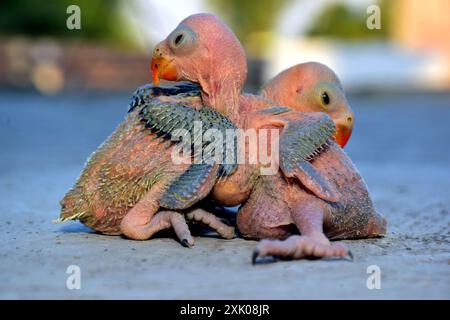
<box><xmin>168</xmin><ymin>26</ymin><xmax>197</xmax><ymax>54</ymax></box>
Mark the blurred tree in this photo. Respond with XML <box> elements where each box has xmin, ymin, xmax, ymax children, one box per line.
<box><xmin>0</xmin><ymin>0</ymin><xmax>134</xmax><ymax>47</ymax></box>
<box><xmin>208</xmin><ymin>0</ymin><xmax>291</xmax><ymax>56</ymax></box>
<box><xmin>306</xmin><ymin>1</ymin><xmax>390</xmax><ymax>41</ymax></box>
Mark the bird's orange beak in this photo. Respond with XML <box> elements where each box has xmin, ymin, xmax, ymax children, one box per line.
<box><xmin>151</xmin><ymin>55</ymin><xmax>178</xmax><ymax>85</ymax></box>
<box><xmin>332</xmin><ymin>106</ymin><xmax>354</xmax><ymax>148</ymax></box>
<box><xmin>335</xmin><ymin>124</ymin><xmax>352</xmax><ymax>148</ymax></box>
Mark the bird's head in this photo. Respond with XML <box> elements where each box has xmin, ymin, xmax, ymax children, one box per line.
<box><xmin>261</xmin><ymin>62</ymin><xmax>354</xmax><ymax>148</ymax></box>
<box><xmin>151</xmin><ymin>13</ymin><xmax>247</xmax><ymax>110</ymax></box>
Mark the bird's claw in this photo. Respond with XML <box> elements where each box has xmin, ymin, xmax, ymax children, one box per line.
<box><xmin>346</xmin><ymin>250</ymin><xmax>354</xmax><ymax>261</ymax></box>
<box><xmin>251</xmin><ymin>249</ymin><xmax>260</xmax><ymax>265</ymax></box>
<box><xmin>180</xmin><ymin>238</ymin><xmax>193</xmax><ymax>248</ymax></box>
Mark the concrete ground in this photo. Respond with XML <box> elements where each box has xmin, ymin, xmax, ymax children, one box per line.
<box><xmin>0</xmin><ymin>90</ymin><xmax>449</xmax><ymax>299</ymax></box>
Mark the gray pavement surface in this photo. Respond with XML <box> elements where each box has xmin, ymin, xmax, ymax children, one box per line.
<box><xmin>0</xmin><ymin>90</ymin><xmax>449</xmax><ymax>299</ymax></box>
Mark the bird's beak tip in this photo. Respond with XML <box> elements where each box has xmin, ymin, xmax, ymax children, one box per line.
<box><xmin>335</xmin><ymin>124</ymin><xmax>352</xmax><ymax>148</ymax></box>
<box><xmin>150</xmin><ymin>55</ymin><xmax>178</xmax><ymax>85</ymax></box>
<box><xmin>151</xmin><ymin>57</ymin><xmax>160</xmax><ymax>85</ymax></box>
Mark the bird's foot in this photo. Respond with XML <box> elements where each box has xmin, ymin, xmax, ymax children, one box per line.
<box><xmin>186</xmin><ymin>208</ymin><xmax>236</xmax><ymax>239</ymax></box>
<box><xmin>149</xmin><ymin>210</ymin><xmax>195</xmax><ymax>247</ymax></box>
<box><xmin>252</xmin><ymin>234</ymin><xmax>351</xmax><ymax>264</ymax></box>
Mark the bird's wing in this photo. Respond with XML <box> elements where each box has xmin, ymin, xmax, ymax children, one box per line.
<box><xmin>260</xmin><ymin>107</ymin><xmax>339</xmax><ymax>203</ymax></box>
<box><xmin>128</xmin><ymin>82</ymin><xmax>201</xmax><ymax>112</ymax></box>
<box><xmin>136</xmin><ymin>89</ymin><xmax>237</xmax><ymax>209</ymax></box>
<box><xmin>159</xmin><ymin>163</ymin><xmax>219</xmax><ymax>209</ymax></box>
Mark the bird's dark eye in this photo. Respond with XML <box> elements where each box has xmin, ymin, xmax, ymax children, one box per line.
<box><xmin>174</xmin><ymin>33</ymin><xmax>184</xmax><ymax>46</ymax></box>
<box><xmin>321</xmin><ymin>92</ymin><xmax>330</xmax><ymax>105</ymax></box>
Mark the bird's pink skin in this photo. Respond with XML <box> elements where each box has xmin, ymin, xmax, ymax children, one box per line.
<box><xmin>153</xmin><ymin>13</ymin><xmax>387</xmax><ymax>261</ymax></box>
<box><xmin>59</xmin><ymin>93</ymin><xmax>235</xmax><ymax>246</ymax></box>
<box><xmin>261</xmin><ymin>62</ymin><xmax>354</xmax><ymax>148</ymax></box>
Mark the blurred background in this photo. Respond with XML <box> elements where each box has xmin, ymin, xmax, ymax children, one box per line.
<box><xmin>1</xmin><ymin>1</ymin><xmax>450</xmax><ymax>299</ymax></box>
<box><xmin>0</xmin><ymin>0</ymin><xmax>449</xmax><ymax>94</ymax></box>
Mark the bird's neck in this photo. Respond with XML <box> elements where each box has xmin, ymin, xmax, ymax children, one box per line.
<box><xmin>200</xmin><ymin>79</ymin><xmax>242</xmax><ymax>125</ymax></box>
